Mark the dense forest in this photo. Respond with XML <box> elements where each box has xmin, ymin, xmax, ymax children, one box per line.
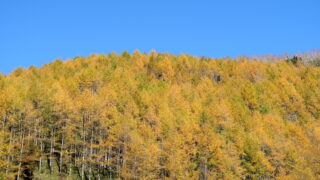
<box><xmin>0</xmin><ymin>51</ymin><xmax>319</xmax><ymax>180</ymax></box>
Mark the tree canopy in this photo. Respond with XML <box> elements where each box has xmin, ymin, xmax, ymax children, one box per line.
<box><xmin>0</xmin><ymin>51</ymin><xmax>319</xmax><ymax>179</ymax></box>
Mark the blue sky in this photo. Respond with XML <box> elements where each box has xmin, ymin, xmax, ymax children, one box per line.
<box><xmin>0</xmin><ymin>0</ymin><xmax>319</xmax><ymax>74</ymax></box>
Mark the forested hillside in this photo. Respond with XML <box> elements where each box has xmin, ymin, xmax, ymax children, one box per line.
<box><xmin>0</xmin><ymin>51</ymin><xmax>320</xmax><ymax>180</ymax></box>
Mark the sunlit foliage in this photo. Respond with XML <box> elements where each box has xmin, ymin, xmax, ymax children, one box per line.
<box><xmin>0</xmin><ymin>51</ymin><xmax>319</xmax><ymax>179</ymax></box>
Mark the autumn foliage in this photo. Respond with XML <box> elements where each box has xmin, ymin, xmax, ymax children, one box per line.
<box><xmin>0</xmin><ymin>51</ymin><xmax>319</xmax><ymax>179</ymax></box>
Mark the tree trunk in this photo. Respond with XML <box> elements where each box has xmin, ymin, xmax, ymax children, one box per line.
<box><xmin>17</xmin><ymin>132</ymin><xmax>25</xmax><ymax>180</ymax></box>
<box><xmin>60</xmin><ymin>135</ymin><xmax>64</xmax><ymax>173</ymax></box>
<box><xmin>39</xmin><ymin>134</ymin><xmax>43</xmax><ymax>172</ymax></box>
<box><xmin>69</xmin><ymin>146</ymin><xmax>73</xmax><ymax>177</ymax></box>
<box><xmin>89</xmin><ymin>127</ymin><xmax>94</xmax><ymax>180</ymax></box>
<box><xmin>49</xmin><ymin>129</ymin><xmax>55</xmax><ymax>174</ymax></box>
<box><xmin>81</xmin><ymin>112</ymin><xmax>86</xmax><ymax>180</ymax></box>
<box><xmin>108</xmin><ymin>147</ymin><xmax>112</xmax><ymax>179</ymax></box>
<box><xmin>82</xmin><ymin>150</ymin><xmax>85</xmax><ymax>180</ymax></box>
<box><xmin>5</xmin><ymin>128</ymin><xmax>14</xmax><ymax>174</ymax></box>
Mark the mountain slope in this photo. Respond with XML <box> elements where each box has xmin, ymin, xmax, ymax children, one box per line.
<box><xmin>0</xmin><ymin>51</ymin><xmax>319</xmax><ymax>179</ymax></box>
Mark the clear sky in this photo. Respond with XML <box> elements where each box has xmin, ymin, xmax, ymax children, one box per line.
<box><xmin>1</xmin><ymin>0</ymin><xmax>319</xmax><ymax>74</ymax></box>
